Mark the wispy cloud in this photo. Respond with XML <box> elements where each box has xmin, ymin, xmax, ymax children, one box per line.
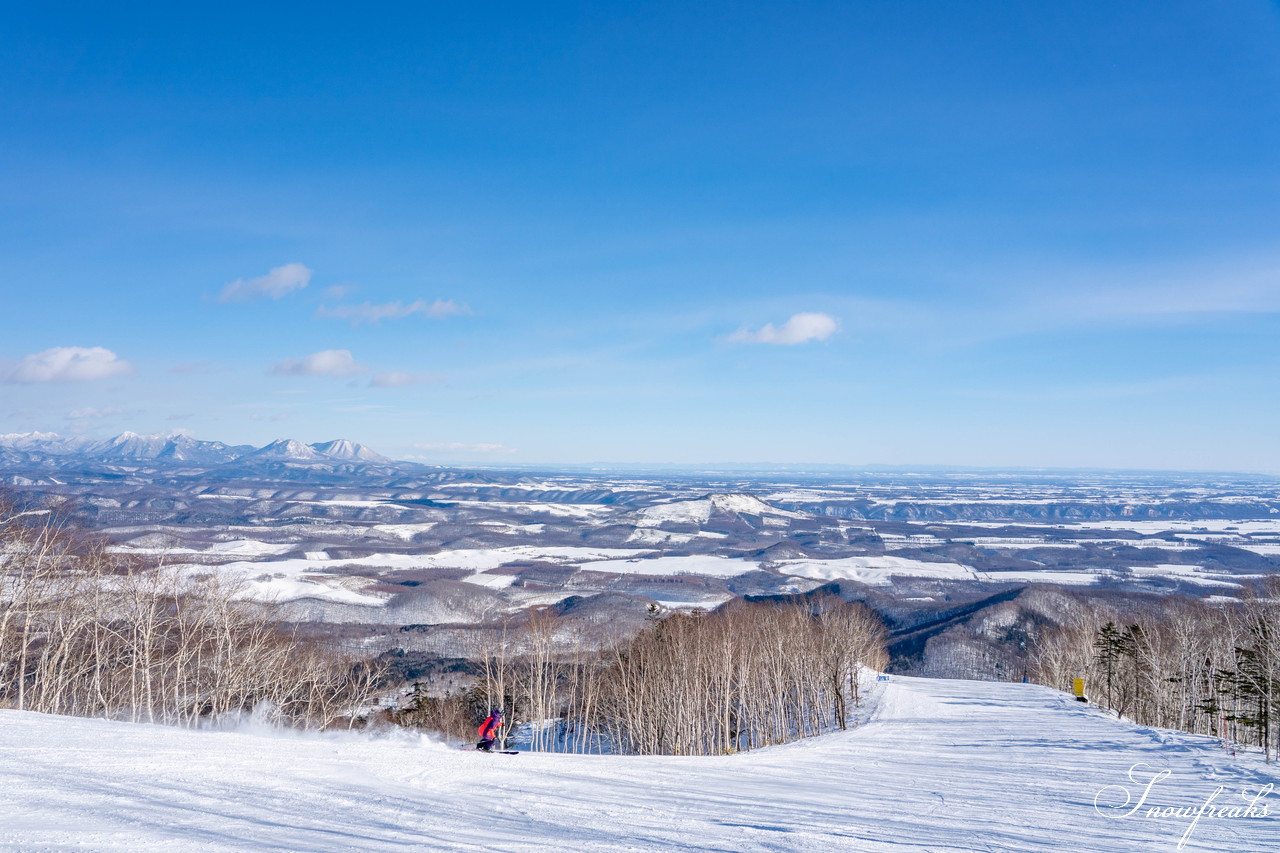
<box><xmin>316</xmin><ymin>299</ymin><xmax>470</xmax><ymax>326</ymax></box>
<box><xmin>66</xmin><ymin>406</ymin><xmax>124</xmax><ymax>420</ymax></box>
<box><xmin>411</xmin><ymin>442</ymin><xmax>517</xmax><ymax>455</ymax></box>
<box><xmin>169</xmin><ymin>361</ymin><xmax>214</xmax><ymax>374</ymax></box>
<box><xmin>1035</xmin><ymin>259</ymin><xmax>1280</xmax><ymax>322</ymax></box>
<box><xmin>218</xmin><ymin>262</ymin><xmax>312</xmax><ymax>303</ymax></box>
<box><xmin>369</xmin><ymin>371</ymin><xmax>443</xmax><ymax>388</ymax></box>
<box><xmin>727</xmin><ymin>312</ymin><xmax>839</xmax><ymax>345</ymax></box>
<box><xmin>1</xmin><ymin>346</ymin><xmax>134</xmax><ymax>383</ymax></box>
<box><xmin>899</xmin><ymin>255</ymin><xmax>1280</xmax><ymax>351</ymax></box>
<box><xmin>268</xmin><ymin>349</ymin><xmax>369</xmax><ymax>377</ymax></box>
<box><xmin>943</xmin><ymin>370</ymin><xmax>1240</xmax><ymax>403</ymax></box>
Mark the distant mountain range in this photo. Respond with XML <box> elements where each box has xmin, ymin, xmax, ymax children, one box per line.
<box><xmin>0</xmin><ymin>431</ymin><xmax>394</xmax><ymax>470</ymax></box>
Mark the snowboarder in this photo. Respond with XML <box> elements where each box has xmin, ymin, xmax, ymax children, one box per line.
<box><xmin>476</xmin><ymin>708</ymin><xmax>504</xmax><ymax>752</ymax></box>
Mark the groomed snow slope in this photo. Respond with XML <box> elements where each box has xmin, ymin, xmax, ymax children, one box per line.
<box><xmin>2</xmin><ymin>676</ymin><xmax>1277</xmax><ymax>852</ymax></box>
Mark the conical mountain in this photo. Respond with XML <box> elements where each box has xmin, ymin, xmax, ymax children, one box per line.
<box><xmin>309</xmin><ymin>439</ymin><xmax>389</xmax><ymax>463</ymax></box>
<box><xmin>243</xmin><ymin>438</ymin><xmax>327</xmax><ymax>462</ymax></box>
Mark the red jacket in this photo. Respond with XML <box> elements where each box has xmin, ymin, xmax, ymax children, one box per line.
<box><xmin>478</xmin><ymin>715</ymin><xmax>502</xmax><ymax>739</ymax></box>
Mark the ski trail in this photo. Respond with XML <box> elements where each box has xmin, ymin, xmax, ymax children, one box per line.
<box><xmin>2</xmin><ymin>676</ymin><xmax>1277</xmax><ymax>851</ymax></box>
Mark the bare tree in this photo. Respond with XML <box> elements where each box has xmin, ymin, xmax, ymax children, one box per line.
<box><xmin>1029</xmin><ymin>585</ymin><xmax>1280</xmax><ymax>759</ymax></box>
<box><xmin>0</xmin><ymin>496</ymin><xmax>384</xmax><ymax>729</ymax></box>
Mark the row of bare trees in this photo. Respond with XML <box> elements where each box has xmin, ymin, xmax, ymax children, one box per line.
<box><xmin>400</xmin><ymin>595</ymin><xmax>888</xmax><ymax>756</ymax></box>
<box><xmin>1030</xmin><ymin>580</ymin><xmax>1280</xmax><ymax>760</ymax></box>
<box><xmin>1</xmin><ymin>497</ymin><xmax>381</xmax><ymax>728</ymax></box>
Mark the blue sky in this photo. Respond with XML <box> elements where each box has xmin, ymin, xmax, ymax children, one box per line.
<box><xmin>1</xmin><ymin>1</ymin><xmax>1278</xmax><ymax>470</ymax></box>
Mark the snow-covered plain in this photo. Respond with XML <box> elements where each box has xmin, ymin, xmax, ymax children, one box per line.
<box><xmin>576</xmin><ymin>554</ymin><xmax>759</xmax><ymax>578</ymax></box>
<box><xmin>3</xmin><ymin>676</ymin><xmax>1277</xmax><ymax>852</ymax></box>
<box><xmin>187</xmin><ymin>546</ymin><xmax>652</xmax><ymax>605</ymax></box>
<box><xmin>978</xmin><ymin>570</ymin><xmax>1105</xmax><ymax>586</ymax></box>
<box><xmin>775</xmin><ymin>555</ymin><xmax>980</xmax><ymax>585</ymax></box>
<box><xmin>1044</xmin><ymin>519</ymin><xmax>1280</xmax><ymax>537</ymax></box>
<box><xmin>90</xmin><ymin>476</ymin><xmax>1280</xmax><ymax>609</ymax></box>
<box><xmin>1239</xmin><ymin>542</ymin><xmax>1280</xmax><ymax>556</ymax></box>
<box><xmin>1124</xmin><ymin>564</ymin><xmax>1249</xmax><ymax>587</ymax></box>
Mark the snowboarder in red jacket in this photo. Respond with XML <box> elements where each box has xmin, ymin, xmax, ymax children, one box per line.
<box><xmin>477</xmin><ymin>708</ymin><xmax>503</xmax><ymax>752</ymax></box>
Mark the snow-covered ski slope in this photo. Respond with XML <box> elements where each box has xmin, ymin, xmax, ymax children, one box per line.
<box><xmin>3</xmin><ymin>676</ymin><xmax>1277</xmax><ymax>852</ymax></box>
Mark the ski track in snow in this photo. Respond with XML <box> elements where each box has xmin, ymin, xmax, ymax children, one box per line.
<box><xmin>2</xmin><ymin>676</ymin><xmax>1277</xmax><ymax>852</ymax></box>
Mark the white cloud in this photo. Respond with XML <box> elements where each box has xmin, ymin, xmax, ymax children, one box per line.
<box><xmin>1</xmin><ymin>347</ymin><xmax>134</xmax><ymax>383</ymax></box>
<box><xmin>66</xmin><ymin>407</ymin><xmax>123</xmax><ymax>420</ymax></box>
<box><xmin>268</xmin><ymin>349</ymin><xmax>369</xmax><ymax>377</ymax></box>
<box><xmin>218</xmin><ymin>263</ymin><xmax>312</xmax><ymax>303</ymax></box>
<box><xmin>369</xmin><ymin>371</ymin><xmax>442</xmax><ymax>388</ymax></box>
<box><xmin>412</xmin><ymin>442</ymin><xmax>517</xmax><ymax>455</ymax></box>
<box><xmin>316</xmin><ymin>299</ymin><xmax>470</xmax><ymax>326</ymax></box>
<box><xmin>727</xmin><ymin>313</ymin><xmax>839</xmax><ymax>345</ymax></box>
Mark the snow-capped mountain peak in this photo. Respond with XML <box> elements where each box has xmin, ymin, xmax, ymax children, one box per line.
<box><xmin>88</xmin><ymin>432</ymin><xmax>194</xmax><ymax>461</ymax></box>
<box><xmin>0</xmin><ymin>431</ymin><xmax>62</xmax><ymax>444</ymax></box>
<box><xmin>246</xmin><ymin>438</ymin><xmax>327</xmax><ymax>461</ymax></box>
<box><xmin>154</xmin><ymin>435</ymin><xmax>244</xmax><ymax>465</ymax></box>
<box><xmin>309</xmin><ymin>439</ymin><xmax>389</xmax><ymax>463</ymax></box>
<box><xmin>0</xmin><ymin>431</ymin><xmax>397</xmax><ymax>469</ymax></box>
<box><xmin>0</xmin><ymin>431</ymin><xmax>92</xmax><ymax>453</ymax></box>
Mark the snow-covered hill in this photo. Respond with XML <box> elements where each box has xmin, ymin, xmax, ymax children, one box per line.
<box><xmin>2</xmin><ymin>676</ymin><xmax>1275</xmax><ymax>851</ymax></box>
<box><xmin>634</xmin><ymin>493</ymin><xmax>807</xmax><ymax>526</ymax></box>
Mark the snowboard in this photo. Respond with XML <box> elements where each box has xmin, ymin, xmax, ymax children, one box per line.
<box><xmin>459</xmin><ymin>746</ymin><xmax>520</xmax><ymax>755</ymax></box>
